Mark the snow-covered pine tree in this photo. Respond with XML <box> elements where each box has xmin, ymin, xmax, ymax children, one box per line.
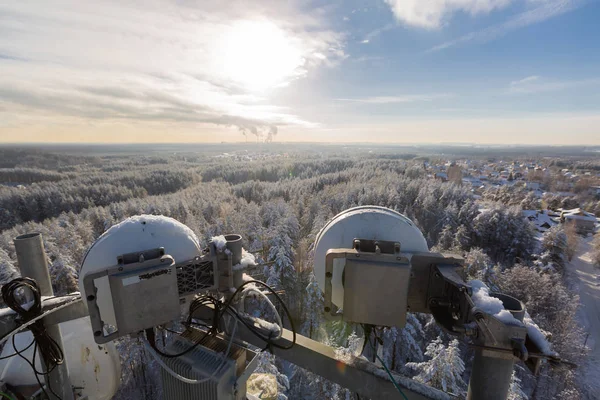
<box><xmin>407</xmin><ymin>337</ymin><xmax>466</xmax><ymax>395</ymax></box>
<box><xmin>302</xmin><ymin>273</ymin><xmax>324</xmax><ymax>339</ymax></box>
<box><xmin>0</xmin><ymin>248</ymin><xmax>18</xmax><ymax>283</ymax></box>
<box><xmin>520</xmin><ymin>191</ymin><xmax>541</xmax><ymax>210</ymax></box>
<box><xmin>464</xmin><ymin>247</ymin><xmax>499</xmax><ymax>289</ymax></box>
<box><xmin>0</xmin><ymin>248</ymin><xmax>19</xmax><ymax>307</ymax></box>
<box><xmin>381</xmin><ymin>314</ymin><xmax>425</xmax><ymax>373</ymax></box>
<box><xmin>252</xmin><ymin>352</ymin><xmax>290</xmax><ymax>400</ymax></box>
<box><xmin>540</xmin><ymin>225</ymin><xmax>567</xmax><ymax>272</ymax></box>
<box><xmin>471</xmin><ymin>205</ymin><xmax>536</xmax><ymax>266</ymax></box>
<box><xmin>262</xmin><ymin>201</ymin><xmax>299</xmax><ymax>289</ymax></box>
<box><xmin>436</xmin><ymin>225</ymin><xmax>456</xmax><ymax>251</ymax></box>
<box><xmin>508</xmin><ymin>370</ymin><xmax>528</xmax><ymax>400</ymax></box>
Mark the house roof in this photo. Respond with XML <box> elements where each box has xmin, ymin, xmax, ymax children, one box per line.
<box><xmin>522</xmin><ymin>210</ymin><xmax>559</xmax><ymax>232</ymax></box>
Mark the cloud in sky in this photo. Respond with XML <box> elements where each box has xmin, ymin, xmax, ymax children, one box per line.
<box><xmin>508</xmin><ymin>75</ymin><xmax>600</xmax><ymax>93</ymax></box>
<box><xmin>384</xmin><ymin>0</ymin><xmax>513</xmax><ymax>29</ymax></box>
<box><xmin>426</xmin><ymin>0</ymin><xmax>587</xmax><ymax>52</ymax></box>
<box><xmin>360</xmin><ymin>23</ymin><xmax>395</xmax><ymax>44</ymax></box>
<box><xmin>0</xmin><ymin>1</ymin><xmax>344</xmax><ymax>135</ymax></box>
<box><xmin>510</xmin><ymin>75</ymin><xmax>541</xmax><ymax>86</ymax></box>
<box><xmin>337</xmin><ymin>94</ymin><xmax>453</xmax><ymax>104</ymax></box>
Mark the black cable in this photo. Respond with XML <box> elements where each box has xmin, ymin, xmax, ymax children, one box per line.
<box><xmin>12</xmin><ymin>335</ymin><xmax>50</xmax><ymax>400</ymax></box>
<box><xmin>220</xmin><ymin>280</ymin><xmax>296</xmax><ymax>350</ymax></box>
<box><xmin>0</xmin><ymin>338</ymin><xmax>35</xmax><ymax>360</ymax></box>
<box><xmin>2</xmin><ymin>277</ymin><xmax>64</xmax><ymax>400</ymax></box>
<box><xmin>46</xmin><ymin>373</ymin><xmax>64</xmax><ymax>400</ymax></box>
<box><xmin>146</xmin><ymin>294</ymin><xmax>221</xmax><ymax>358</ymax></box>
<box><xmin>161</xmin><ymin>327</ymin><xmax>184</xmax><ymax>335</ymax></box>
<box><xmin>223</xmin><ymin>305</ymin><xmax>282</xmax><ymax>349</ymax></box>
<box><xmin>1</xmin><ymin>278</ymin><xmax>65</xmax><ymax>368</ymax></box>
<box><xmin>147</xmin><ymin>280</ymin><xmax>296</xmax><ymax>359</ymax></box>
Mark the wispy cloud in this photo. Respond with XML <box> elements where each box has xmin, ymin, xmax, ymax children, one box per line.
<box><xmin>350</xmin><ymin>55</ymin><xmax>385</xmax><ymax>64</ymax></box>
<box><xmin>508</xmin><ymin>75</ymin><xmax>600</xmax><ymax>93</ymax></box>
<box><xmin>361</xmin><ymin>23</ymin><xmax>395</xmax><ymax>43</ymax></box>
<box><xmin>0</xmin><ymin>1</ymin><xmax>344</xmax><ymax>134</ymax></box>
<box><xmin>427</xmin><ymin>0</ymin><xmax>587</xmax><ymax>52</ymax></box>
<box><xmin>510</xmin><ymin>75</ymin><xmax>541</xmax><ymax>87</ymax></box>
<box><xmin>384</xmin><ymin>0</ymin><xmax>513</xmax><ymax>30</ymax></box>
<box><xmin>337</xmin><ymin>93</ymin><xmax>453</xmax><ymax>104</ymax></box>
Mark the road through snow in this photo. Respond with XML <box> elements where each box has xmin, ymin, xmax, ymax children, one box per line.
<box><xmin>567</xmin><ymin>237</ymin><xmax>600</xmax><ymax>397</ymax></box>
<box><xmin>569</xmin><ymin>238</ymin><xmax>600</xmax><ymax>356</ymax></box>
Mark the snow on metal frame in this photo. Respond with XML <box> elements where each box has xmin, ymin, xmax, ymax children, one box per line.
<box><xmin>469</xmin><ymin>280</ymin><xmax>556</xmax><ymax>356</ymax></box>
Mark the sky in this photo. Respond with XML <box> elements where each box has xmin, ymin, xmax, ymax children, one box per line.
<box><xmin>0</xmin><ymin>0</ymin><xmax>599</xmax><ymax>145</ymax></box>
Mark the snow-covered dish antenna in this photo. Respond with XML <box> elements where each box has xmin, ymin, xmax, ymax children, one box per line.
<box><xmin>78</xmin><ymin>215</ymin><xmax>202</xmax><ymax>330</ymax></box>
<box><xmin>314</xmin><ymin>206</ymin><xmax>428</xmax><ymax>310</ymax></box>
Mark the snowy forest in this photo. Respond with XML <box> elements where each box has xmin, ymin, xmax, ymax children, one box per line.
<box><xmin>1</xmin><ymin>144</ymin><xmax>600</xmax><ymax>400</ymax></box>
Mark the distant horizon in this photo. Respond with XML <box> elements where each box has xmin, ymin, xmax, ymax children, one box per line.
<box><xmin>1</xmin><ymin>141</ymin><xmax>599</xmax><ymax>148</ymax></box>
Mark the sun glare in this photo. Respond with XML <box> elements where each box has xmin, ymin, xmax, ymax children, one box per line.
<box><xmin>216</xmin><ymin>20</ymin><xmax>305</xmax><ymax>93</ymax></box>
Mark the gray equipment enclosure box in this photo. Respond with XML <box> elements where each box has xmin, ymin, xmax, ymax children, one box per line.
<box><xmin>343</xmin><ymin>257</ymin><xmax>411</xmax><ymax>327</ymax></box>
<box><xmin>83</xmin><ymin>251</ymin><xmax>180</xmax><ymax>344</ymax></box>
<box><xmin>161</xmin><ymin>328</ymin><xmax>259</xmax><ymax>400</ymax></box>
<box><xmin>324</xmin><ymin>239</ymin><xmax>412</xmax><ymax>328</ymax></box>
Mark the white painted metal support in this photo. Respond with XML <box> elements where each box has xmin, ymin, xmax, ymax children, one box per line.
<box><xmin>0</xmin><ymin>295</ymin><xmax>85</xmax><ymax>337</ymax></box>
<box><xmin>14</xmin><ymin>233</ymin><xmax>75</xmax><ymax>400</ymax></box>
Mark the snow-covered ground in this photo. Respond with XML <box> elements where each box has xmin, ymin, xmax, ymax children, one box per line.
<box><xmin>569</xmin><ymin>238</ymin><xmax>599</xmax><ymax>355</ymax></box>
<box><xmin>566</xmin><ymin>236</ymin><xmax>600</xmax><ymax>397</ymax></box>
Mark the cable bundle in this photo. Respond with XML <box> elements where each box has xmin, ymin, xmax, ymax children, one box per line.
<box><xmin>145</xmin><ymin>279</ymin><xmax>296</xmax><ymax>384</ymax></box>
<box><xmin>1</xmin><ymin>277</ymin><xmax>64</xmax><ymax>399</ymax></box>
<box><xmin>222</xmin><ymin>280</ymin><xmax>294</xmax><ymax>350</ymax></box>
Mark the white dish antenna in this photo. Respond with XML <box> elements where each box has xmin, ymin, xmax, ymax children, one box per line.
<box><xmin>0</xmin><ymin>317</ymin><xmax>120</xmax><ymax>400</ymax></box>
<box><xmin>313</xmin><ymin>206</ymin><xmax>428</xmax><ymax>308</ymax></box>
<box><xmin>78</xmin><ymin>214</ymin><xmax>202</xmax><ymax>328</ymax></box>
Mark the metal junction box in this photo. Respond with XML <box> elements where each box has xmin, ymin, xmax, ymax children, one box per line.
<box><xmin>323</xmin><ymin>239</ymin><xmax>412</xmax><ymax>328</ymax></box>
<box><xmin>83</xmin><ymin>250</ymin><xmax>180</xmax><ymax>344</ymax></box>
<box><xmin>343</xmin><ymin>257</ymin><xmax>411</xmax><ymax>327</ymax></box>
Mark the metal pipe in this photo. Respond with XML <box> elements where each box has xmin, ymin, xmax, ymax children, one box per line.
<box><xmin>14</xmin><ymin>233</ymin><xmax>74</xmax><ymax>400</ymax></box>
<box><xmin>225</xmin><ymin>234</ymin><xmax>242</xmax><ymax>265</ymax></box>
<box><xmin>466</xmin><ymin>351</ymin><xmax>514</xmax><ymax>400</ymax></box>
<box><xmin>225</xmin><ymin>234</ymin><xmax>244</xmax><ymax>288</ymax></box>
<box><xmin>467</xmin><ymin>292</ymin><xmax>525</xmax><ymax>400</ymax></box>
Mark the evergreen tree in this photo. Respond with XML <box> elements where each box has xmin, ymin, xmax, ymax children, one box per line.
<box><xmin>508</xmin><ymin>371</ymin><xmax>528</xmax><ymax>400</ymax></box>
<box><xmin>407</xmin><ymin>337</ymin><xmax>466</xmax><ymax>395</ymax></box>
<box><xmin>381</xmin><ymin>314</ymin><xmax>425</xmax><ymax>373</ymax></box>
<box><xmin>302</xmin><ymin>273</ymin><xmax>324</xmax><ymax>339</ymax></box>
<box><xmin>520</xmin><ymin>192</ymin><xmax>541</xmax><ymax>210</ymax></box>
<box><xmin>464</xmin><ymin>247</ymin><xmax>496</xmax><ymax>286</ymax></box>
<box><xmin>471</xmin><ymin>205</ymin><xmax>536</xmax><ymax>265</ymax></box>
<box><xmin>253</xmin><ymin>352</ymin><xmax>290</xmax><ymax>400</ymax></box>
<box><xmin>0</xmin><ymin>248</ymin><xmax>19</xmax><ymax>307</ymax></box>
<box><xmin>436</xmin><ymin>224</ymin><xmax>456</xmax><ymax>251</ymax></box>
<box><xmin>540</xmin><ymin>225</ymin><xmax>567</xmax><ymax>272</ymax></box>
